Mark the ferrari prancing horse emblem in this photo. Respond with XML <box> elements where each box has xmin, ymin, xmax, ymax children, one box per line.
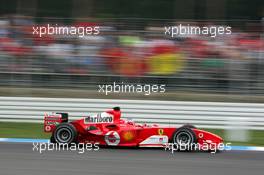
<box><xmin>158</xmin><ymin>129</ymin><xmax>164</xmax><ymax>135</ymax></box>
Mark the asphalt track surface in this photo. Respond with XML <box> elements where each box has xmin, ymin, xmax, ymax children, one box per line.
<box><xmin>0</xmin><ymin>143</ymin><xmax>263</xmax><ymax>175</ymax></box>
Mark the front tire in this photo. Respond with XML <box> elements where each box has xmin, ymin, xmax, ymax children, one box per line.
<box><xmin>182</xmin><ymin>124</ymin><xmax>196</xmax><ymax>129</ymax></box>
<box><xmin>172</xmin><ymin>127</ymin><xmax>197</xmax><ymax>151</ymax></box>
<box><xmin>52</xmin><ymin>123</ymin><xmax>78</xmax><ymax>144</ymax></box>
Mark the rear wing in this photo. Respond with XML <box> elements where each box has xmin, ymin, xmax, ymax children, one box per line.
<box><xmin>44</xmin><ymin>113</ymin><xmax>68</xmax><ymax>132</ymax></box>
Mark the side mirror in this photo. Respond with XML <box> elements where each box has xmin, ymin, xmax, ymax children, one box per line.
<box><xmin>86</xmin><ymin>125</ymin><xmax>99</xmax><ymax>131</ymax></box>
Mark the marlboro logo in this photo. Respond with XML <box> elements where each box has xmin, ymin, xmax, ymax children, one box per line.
<box><xmin>84</xmin><ymin>112</ymin><xmax>114</xmax><ymax>123</ymax></box>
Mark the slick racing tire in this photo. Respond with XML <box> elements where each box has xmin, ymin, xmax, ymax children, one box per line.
<box><xmin>172</xmin><ymin>127</ymin><xmax>197</xmax><ymax>151</ymax></box>
<box><xmin>182</xmin><ymin>124</ymin><xmax>196</xmax><ymax>129</ymax></box>
<box><xmin>50</xmin><ymin>135</ymin><xmax>56</xmax><ymax>143</ymax></box>
<box><xmin>52</xmin><ymin>123</ymin><xmax>78</xmax><ymax>144</ymax></box>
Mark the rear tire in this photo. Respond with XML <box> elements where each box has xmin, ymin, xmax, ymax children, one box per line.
<box><xmin>172</xmin><ymin>127</ymin><xmax>197</xmax><ymax>151</ymax></box>
<box><xmin>52</xmin><ymin>123</ymin><xmax>78</xmax><ymax>144</ymax></box>
<box><xmin>50</xmin><ymin>135</ymin><xmax>55</xmax><ymax>143</ymax></box>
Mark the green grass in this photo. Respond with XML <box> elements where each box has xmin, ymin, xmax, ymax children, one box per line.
<box><xmin>0</xmin><ymin>122</ymin><xmax>50</xmax><ymax>139</ymax></box>
<box><xmin>0</xmin><ymin>122</ymin><xmax>263</xmax><ymax>146</ymax></box>
<box><xmin>205</xmin><ymin>129</ymin><xmax>264</xmax><ymax>146</ymax></box>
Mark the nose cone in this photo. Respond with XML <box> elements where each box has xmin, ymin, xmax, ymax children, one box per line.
<box><xmin>209</xmin><ymin>132</ymin><xmax>224</xmax><ymax>144</ymax></box>
<box><xmin>195</xmin><ymin>129</ymin><xmax>224</xmax><ymax>144</ymax></box>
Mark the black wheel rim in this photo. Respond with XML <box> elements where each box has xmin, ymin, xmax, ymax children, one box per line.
<box><xmin>56</xmin><ymin>128</ymin><xmax>72</xmax><ymax>143</ymax></box>
<box><xmin>175</xmin><ymin>131</ymin><xmax>192</xmax><ymax>146</ymax></box>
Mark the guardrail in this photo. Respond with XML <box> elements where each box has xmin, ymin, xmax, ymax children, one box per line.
<box><xmin>0</xmin><ymin>97</ymin><xmax>263</xmax><ymax>130</ymax></box>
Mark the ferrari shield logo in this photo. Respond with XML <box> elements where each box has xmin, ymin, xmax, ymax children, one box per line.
<box><xmin>158</xmin><ymin>129</ymin><xmax>164</xmax><ymax>135</ymax></box>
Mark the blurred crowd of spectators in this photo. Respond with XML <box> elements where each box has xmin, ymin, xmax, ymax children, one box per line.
<box><xmin>0</xmin><ymin>15</ymin><xmax>263</xmax><ymax>90</ymax></box>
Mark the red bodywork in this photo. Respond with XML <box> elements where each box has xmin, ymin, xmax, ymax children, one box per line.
<box><xmin>44</xmin><ymin>108</ymin><xmax>223</xmax><ymax>149</ymax></box>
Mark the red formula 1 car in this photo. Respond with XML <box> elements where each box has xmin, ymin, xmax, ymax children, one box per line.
<box><xmin>44</xmin><ymin>107</ymin><xmax>223</xmax><ymax>151</ymax></box>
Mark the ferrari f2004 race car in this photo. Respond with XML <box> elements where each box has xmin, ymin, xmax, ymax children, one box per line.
<box><xmin>44</xmin><ymin>107</ymin><xmax>223</xmax><ymax>151</ymax></box>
